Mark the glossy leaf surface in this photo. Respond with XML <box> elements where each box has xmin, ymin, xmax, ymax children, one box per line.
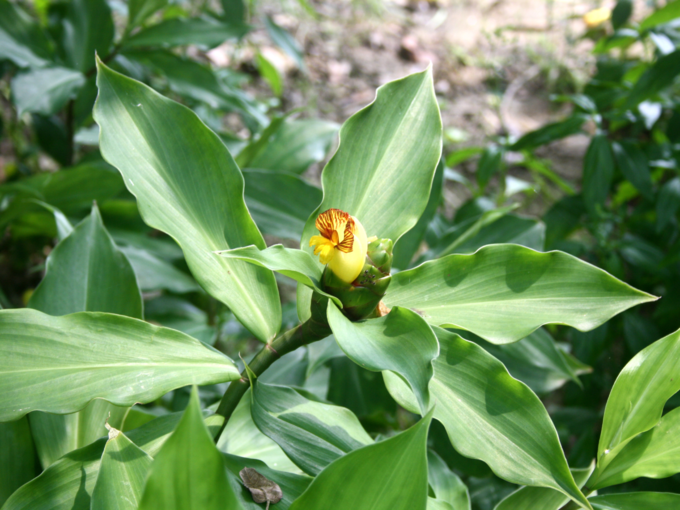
<box><xmin>385</xmin><ymin>244</ymin><xmax>655</xmax><ymax>344</ymax></box>
<box><xmin>94</xmin><ymin>60</ymin><xmax>280</xmax><ymax>342</ymax></box>
<box><xmin>0</xmin><ymin>309</ymin><xmax>240</xmax><ymax>420</ymax></box>
<box><xmin>289</xmin><ymin>411</ymin><xmax>433</xmax><ymax>510</ymax></box>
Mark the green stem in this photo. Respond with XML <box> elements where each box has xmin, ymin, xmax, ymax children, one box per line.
<box><xmin>213</xmin><ymin>317</ymin><xmax>331</xmax><ymax>443</ymax></box>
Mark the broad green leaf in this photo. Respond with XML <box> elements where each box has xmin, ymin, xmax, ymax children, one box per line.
<box><xmin>582</xmin><ymin>135</ymin><xmax>614</xmax><ymax>214</ymax></box>
<box><xmin>243</xmin><ymin>169</ymin><xmax>322</xmax><ymax>240</ymax></box>
<box><xmin>384</xmin><ymin>244</ymin><xmax>655</xmax><ymax>344</ymax></box>
<box><xmin>144</xmin><ymin>296</ymin><xmax>216</xmax><ymax>346</ymax></box>
<box><xmin>11</xmin><ymin>67</ymin><xmax>85</xmax><ymax>116</ymax></box>
<box><xmin>128</xmin><ymin>0</ymin><xmax>168</xmax><ymax>29</ymax></box>
<box><xmin>264</xmin><ymin>16</ymin><xmax>305</xmax><ymax>70</ymax></box>
<box><xmin>301</xmin><ymin>68</ymin><xmax>442</xmax><ymax>247</ymax></box>
<box><xmin>0</xmin><ymin>418</ymin><xmax>38</xmax><ymax>506</ymax></box>
<box><xmin>589</xmin><ymin>492</ymin><xmax>680</xmax><ymax>510</ymax></box>
<box><xmin>119</xmin><ymin>245</ymin><xmax>200</xmax><ymax>294</ymax></box>
<box><xmin>393</xmin><ymin>159</ymin><xmax>444</xmax><ymax>269</ymax></box>
<box><xmin>327</xmin><ymin>303</ymin><xmax>438</xmax><ymax>413</ymax></box>
<box><xmin>590</xmin><ymin>328</ymin><xmax>680</xmax><ymax>488</ymax></box>
<box><xmin>289</xmin><ymin>410</ymin><xmax>433</xmax><ymax>510</ymax></box>
<box><xmin>640</xmin><ymin>1</ymin><xmax>680</xmax><ymax>30</ymax></box>
<box><xmin>476</xmin><ymin>145</ymin><xmax>504</xmax><ymax>189</ymax></box>
<box><xmin>611</xmin><ymin>141</ymin><xmax>653</xmax><ymax>199</ymax></box>
<box><xmin>137</xmin><ymin>388</ymin><xmax>243</xmax><ymax>510</ymax></box>
<box><xmin>2</xmin><ymin>411</ymin><xmax>223</xmax><ymax>510</ymax></box>
<box><xmin>428</xmin><ymin>498</ymin><xmax>454</xmax><ymax>510</ymax></box>
<box><xmin>61</xmin><ymin>0</ymin><xmax>114</xmax><ymax>72</ymax></box>
<box><xmin>29</xmin><ymin>400</ymin><xmax>128</xmax><ymax>470</ymax></box>
<box><xmin>656</xmin><ymin>177</ymin><xmax>680</xmax><ymax>231</ymax></box>
<box><xmin>247</xmin><ymin>119</ymin><xmax>339</xmax><ymax>175</ymax></box>
<box><xmin>0</xmin><ymin>0</ymin><xmax>53</xmax><ymax>68</ymax></box>
<box><xmin>510</xmin><ymin>115</ymin><xmax>586</xmax><ymax>152</ymax></box>
<box><xmin>590</xmin><ymin>406</ymin><xmax>680</xmax><ymax>489</ymax></box>
<box><xmin>90</xmin><ymin>428</ymin><xmax>153</xmax><ymax>510</ymax></box>
<box><xmin>251</xmin><ymin>381</ymin><xmax>372</xmax><ymax>476</ymax></box>
<box><xmin>218</xmin><ymin>245</ymin><xmax>340</xmax><ymax>305</ymax></box>
<box><xmin>623</xmin><ymin>50</ymin><xmax>680</xmax><ymax>109</ymax></box>
<box><xmin>217</xmin><ymin>388</ymin><xmax>301</xmax><ymax>474</ymax></box>
<box><xmin>611</xmin><ymin>0</ymin><xmax>633</xmax><ymax>29</ymax></box>
<box><xmin>125</xmin><ymin>16</ymin><xmax>249</xmax><ymax>49</ymax></box>
<box><xmin>428</xmin><ymin>450</ymin><xmax>470</xmax><ymax>510</ymax></box>
<box><xmin>94</xmin><ymin>60</ymin><xmax>281</xmax><ymax>342</ymax></box>
<box><xmin>469</xmin><ymin>328</ymin><xmax>584</xmax><ymax>395</ymax></box>
<box><xmin>221</xmin><ymin>0</ymin><xmax>246</xmax><ymax>22</ymax></box>
<box><xmin>494</xmin><ymin>463</ymin><xmax>594</xmax><ymax>510</ymax></box>
<box><xmin>328</xmin><ymin>357</ymin><xmax>397</xmax><ymax>418</ymax></box>
<box><xmin>28</xmin><ymin>205</ymin><xmax>142</xmax><ymax>318</ymax></box>
<box><xmin>385</xmin><ymin>328</ymin><xmax>591</xmax><ymax>509</ymax></box>
<box><xmin>0</xmin><ymin>309</ymin><xmax>240</xmax><ymax>420</ymax></box>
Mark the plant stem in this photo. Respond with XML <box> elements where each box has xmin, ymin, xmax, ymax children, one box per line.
<box><xmin>213</xmin><ymin>316</ymin><xmax>331</xmax><ymax>443</ymax></box>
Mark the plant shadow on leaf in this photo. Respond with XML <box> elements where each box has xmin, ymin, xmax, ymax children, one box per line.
<box><xmin>484</xmin><ymin>370</ymin><xmax>522</xmax><ymax>417</ymax></box>
<box><xmin>505</xmin><ymin>251</ymin><xmax>550</xmax><ymax>294</ymax></box>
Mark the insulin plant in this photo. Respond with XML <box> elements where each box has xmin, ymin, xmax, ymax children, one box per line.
<box><xmin>1</xmin><ymin>59</ymin><xmax>680</xmax><ymax>510</ymax></box>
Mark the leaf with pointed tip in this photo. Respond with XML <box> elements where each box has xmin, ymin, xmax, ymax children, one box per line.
<box><xmin>589</xmin><ymin>328</ymin><xmax>680</xmax><ymax>489</ymax></box>
<box><xmin>218</xmin><ymin>245</ymin><xmax>340</xmax><ymax>306</ymax></box>
<box><xmin>384</xmin><ymin>244</ymin><xmax>655</xmax><ymax>345</ymax></box>
<box><xmin>494</xmin><ymin>463</ymin><xmax>594</xmax><ymax>510</ymax></box>
<box><xmin>384</xmin><ymin>328</ymin><xmax>592</xmax><ymax>510</ymax></box>
<box><xmin>289</xmin><ymin>410</ymin><xmax>433</xmax><ymax>510</ymax></box>
<box><xmin>90</xmin><ymin>429</ymin><xmax>153</xmax><ymax>510</ymax></box>
<box><xmin>327</xmin><ymin>303</ymin><xmax>438</xmax><ymax>413</ymax></box>
<box><xmin>137</xmin><ymin>388</ymin><xmax>244</xmax><ymax>510</ymax></box>
<box><xmin>125</xmin><ymin>16</ymin><xmax>249</xmax><ymax>49</ymax></box>
<box><xmin>94</xmin><ymin>59</ymin><xmax>280</xmax><ymax>342</ymax></box>
<box><xmin>61</xmin><ymin>0</ymin><xmax>114</xmax><ymax>72</ymax></box>
<box><xmin>589</xmin><ymin>492</ymin><xmax>680</xmax><ymax>510</ymax></box>
<box><xmin>428</xmin><ymin>450</ymin><xmax>470</xmax><ymax>510</ymax></box>
<box><xmin>0</xmin><ymin>309</ymin><xmax>240</xmax><ymax>421</ymax></box>
<box><xmin>128</xmin><ymin>0</ymin><xmax>168</xmax><ymax>29</ymax></box>
<box><xmin>251</xmin><ymin>381</ymin><xmax>372</xmax><ymax>476</ymax></box>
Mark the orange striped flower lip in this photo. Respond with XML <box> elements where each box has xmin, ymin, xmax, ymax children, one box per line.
<box><xmin>314</xmin><ymin>208</ymin><xmax>355</xmax><ymax>253</ymax></box>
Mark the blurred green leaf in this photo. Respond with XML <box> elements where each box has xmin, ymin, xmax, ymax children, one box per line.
<box><xmin>289</xmin><ymin>410</ymin><xmax>433</xmax><ymax>510</ymax></box>
<box><xmin>428</xmin><ymin>450</ymin><xmax>470</xmax><ymax>510</ymax></box>
<box><xmin>0</xmin><ymin>418</ymin><xmax>38</xmax><ymax>506</ymax></box>
<box><xmin>11</xmin><ymin>67</ymin><xmax>85</xmax><ymax>116</ymax></box>
<box><xmin>221</xmin><ymin>0</ymin><xmax>246</xmax><ymax>22</ymax></box>
<box><xmin>264</xmin><ymin>16</ymin><xmax>305</xmax><ymax>70</ymax></box>
<box><xmin>385</xmin><ymin>244</ymin><xmax>654</xmax><ymax>344</ymax></box>
<box><xmin>611</xmin><ymin>0</ymin><xmax>633</xmax><ymax>29</ymax></box>
<box><xmin>612</xmin><ymin>141</ymin><xmax>653</xmax><ymax>199</ymax></box>
<box><xmin>476</xmin><ymin>145</ymin><xmax>504</xmax><ymax>190</ymax></box>
<box><xmin>127</xmin><ymin>0</ymin><xmax>168</xmax><ymax>29</ymax></box>
<box><xmin>90</xmin><ymin>428</ymin><xmax>153</xmax><ymax>510</ymax></box>
<box><xmin>582</xmin><ymin>135</ymin><xmax>614</xmax><ymax>214</ymax></box>
<box><xmin>125</xmin><ymin>16</ymin><xmax>249</xmax><ymax>49</ymax></box>
<box><xmin>256</xmin><ymin>52</ymin><xmax>282</xmax><ymax>96</ymax></box>
<box><xmin>639</xmin><ymin>1</ymin><xmax>680</xmax><ymax>30</ymax></box>
<box><xmin>589</xmin><ymin>492</ymin><xmax>680</xmax><ymax>509</ymax></box>
<box><xmin>95</xmin><ymin>60</ymin><xmax>281</xmax><ymax>342</ymax></box>
<box><xmin>0</xmin><ymin>0</ymin><xmax>53</xmax><ymax>68</ymax></box>
<box><xmin>61</xmin><ymin>0</ymin><xmax>114</xmax><ymax>72</ymax></box>
<box><xmin>624</xmin><ymin>50</ymin><xmax>680</xmax><ymax>109</ymax></box>
<box><xmin>656</xmin><ymin>177</ymin><xmax>680</xmax><ymax>231</ymax></box>
<box><xmin>510</xmin><ymin>115</ymin><xmax>586</xmax><ymax>152</ymax></box>
<box><xmin>119</xmin><ymin>245</ymin><xmax>200</xmax><ymax>294</ymax></box>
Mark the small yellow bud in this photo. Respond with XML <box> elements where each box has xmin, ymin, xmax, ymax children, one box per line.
<box><xmin>309</xmin><ymin>208</ymin><xmax>368</xmax><ymax>284</ymax></box>
<box><xmin>584</xmin><ymin>7</ymin><xmax>611</xmax><ymax>28</ymax></box>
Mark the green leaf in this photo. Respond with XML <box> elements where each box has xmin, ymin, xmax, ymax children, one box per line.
<box><xmin>127</xmin><ymin>0</ymin><xmax>168</xmax><ymax>29</ymax></box>
<box><xmin>510</xmin><ymin>115</ymin><xmax>586</xmax><ymax>152</ymax></box>
<box><xmin>125</xmin><ymin>16</ymin><xmax>249</xmax><ymax>49</ymax></box>
<box><xmin>589</xmin><ymin>492</ymin><xmax>680</xmax><ymax>510</ymax></box>
<box><xmin>217</xmin><ymin>388</ymin><xmax>301</xmax><ymax>474</ymax></box>
<box><xmin>11</xmin><ymin>67</ymin><xmax>85</xmax><ymax>116</ymax></box>
<box><xmin>428</xmin><ymin>450</ymin><xmax>470</xmax><ymax>510</ymax></box>
<box><xmin>243</xmin><ymin>169</ymin><xmax>322</xmax><ymax>240</ymax></box>
<box><xmin>221</xmin><ymin>0</ymin><xmax>246</xmax><ymax>21</ymax></box>
<box><xmin>0</xmin><ymin>309</ymin><xmax>240</xmax><ymax>420</ymax></box>
<box><xmin>0</xmin><ymin>418</ymin><xmax>38</xmax><ymax>506</ymax></box>
<box><xmin>384</xmin><ymin>244</ymin><xmax>654</xmax><ymax>345</ymax></box>
<box><xmin>611</xmin><ymin>141</ymin><xmax>653</xmax><ymax>199</ymax></box>
<box><xmin>494</xmin><ymin>463</ymin><xmax>594</xmax><ymax>510</ymax></box>
<box><xmin>582</xmin><ymin>135</ymin><xmax>614</xmax><ymax>214</ymax></box>
<box><xmin>247</xmin><ymin>119</ymin><xmax>339</xmax><ymax>175</ymax></box>
<box><xmin>611</xmin><ymin>0</ymin><xmax>633</xmax><ymax>29</ymax></box>
<box><xmin>640</xmin><ymin>1</ymin><xmax>680</xmax><ymax>30</ymax></box>
<box><xmin>119</xmin><ymin>245</ymin><xmax>200</xmax><ymax>294</ymax></box>
<box><xmin>264</xmin><ymin>16</ymin><xmax>305</xmax><ymax>70</ymax></box>
<box><xmin>251</xmin><ymin>381</ymin><xmax>372</xmax><ymax>476</ymax></box>
<box><xmin>301</xmin><ymin>68</ymin><xmax>442</xmax><ymax>247</ymax></box>
<box><xmin>589</xmin><ymin>406</ymin><xmax>680</xmax><ymax>489</ymax></box>
<box><xmin>90</xmin><ymin>428</ymin><xmax>153</xmax><ymax>510</ymax></box>
<box><xmin>256</xmin><ymin>52</ymin><xmax>282</xmax><ymax>96</ymax></box>
<box><xmin>623</xmin><ymin>50</ymin><xmax>680</xmax><ymax>109</ymax></box>
<box><xmin>137</xmin><ymin>387</ymin><xmax>243</xmax><ymax>510</ymax></box>
<box><xmin>385</xmin><ymin>328</ymin><xmax>592</xmax><ymax>509</ymax></box>
<box><xmin>28</xmin><ymin>205</ymin><xmax>142</xmax><ymax>318</ymax></box>
<box><xmin>589</xmin><ymin>328</ymin><xmax>680</xmax><ymax>489</ymax></box>
<box><xmin>476</xmin><ymin>145</ymin><xmax>504</xmax><ymax>190</ymax></box>
<box><xmin>656</xmin><ymin>177</ymin><xmax>680</xmax><ymax>231</ymax></box>
<box><xmin>218</xmin><ymin>245</ymin><xmax>340</xmax><ymax>305</ymax></box>
<box><xmin>327</xmin><ymin>303</ymin><xmax>438</xmax><ymax>413</ymax></box>
<box><xmin>0</xmin><ymin>0</ymin><xmax>53</xmax><ymax>68</ymax></box>
<box><xmin>393</xmin><ymin>159</ymin><xmax>444</xmax><ymax>269</ymax></box>
<box><xmin>94</xmin><ymin>59</ymin><xmax>281</xmax><ymax>342</ymax></box>
<box><xmin>289</xmin><ymin>410</ymin><xmax>433</xmax><ymax>510</ymax></box>
<box><xmin>61</xmin><ymin>0</ymin><xmax>114</xmax><ymax>72</ymax></box>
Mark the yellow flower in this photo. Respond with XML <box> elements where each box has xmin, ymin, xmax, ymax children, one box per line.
<box><xmin>310</xmin><ymin>208</ymin><xmax>368</xmax><ymax>284</ymax></box>
<box><xmin>584</xmin><ymin>7</ymin><xmax>611</xmax><ymax>28</ymax></box>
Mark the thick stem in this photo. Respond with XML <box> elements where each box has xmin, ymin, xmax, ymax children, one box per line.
<box><xmin>213</xmin><ymin>317</ymin><xmax>331</xmax><ymax>443</ymax></box>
